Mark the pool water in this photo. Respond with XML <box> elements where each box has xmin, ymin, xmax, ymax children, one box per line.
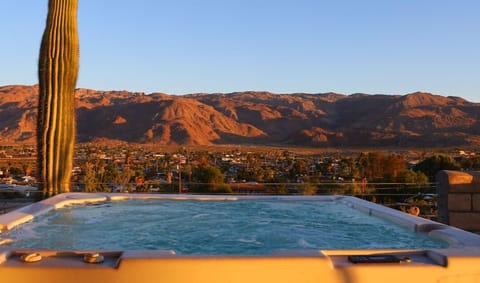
<box><xmin>4</xmin><ymin>199</ymin><xmax>448</xmax><ymax>254</ymax></box>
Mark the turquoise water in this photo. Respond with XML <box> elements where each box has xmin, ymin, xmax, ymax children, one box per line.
<box><xmin>5</xmin><ymin>199</ymin><xmax>448</xmax><ymax>254</ymax></box>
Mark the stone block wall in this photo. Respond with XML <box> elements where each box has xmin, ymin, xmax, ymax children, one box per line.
<box><xmin>436</xmin><ymin>170</ymin><xmax>480</xmax><ymax>234</ymax></box>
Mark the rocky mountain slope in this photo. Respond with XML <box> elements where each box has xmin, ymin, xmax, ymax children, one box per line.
<box><xmin>1</xmin><ymin>85</ymin><xmax>479</xmax><ymax>147</ymax></box>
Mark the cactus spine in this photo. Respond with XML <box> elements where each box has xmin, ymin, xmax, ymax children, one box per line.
<box><xmin>37</xmin><ymin>0</ymin><xmax>79</xmax><ymax>198</ymax></box>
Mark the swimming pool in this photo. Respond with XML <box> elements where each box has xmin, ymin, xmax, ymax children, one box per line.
<box><xmin>1</xmin><ymin>193</ymin><xmax>480</xmax><ymax>283</ymax></box>
<box><xmin>3</xmin><ymin>198</ymin><xmax>447</xmax><ymax>253</ymax></box>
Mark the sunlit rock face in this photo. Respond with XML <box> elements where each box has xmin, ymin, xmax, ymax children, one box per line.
<box><xmin>1</xmin><ymin>85</ymin><xmax>480</xmax><ymax>147</ymax></box>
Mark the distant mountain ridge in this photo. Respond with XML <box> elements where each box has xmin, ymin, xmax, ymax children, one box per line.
<box><xmin>1</xmin><ymin>84</ymin><xmax>480</xmax><ymax>148</ymax></box>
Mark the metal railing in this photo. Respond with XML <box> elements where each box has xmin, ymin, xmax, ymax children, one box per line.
<box><xmin>1</xmin><ymin>182</ymin><xmax>438</xmax><ymax>219</ymax></box>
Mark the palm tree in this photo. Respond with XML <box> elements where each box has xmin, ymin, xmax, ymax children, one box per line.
<box><xmin>37</xmin><ymin>0</ymin><xmax>79</xmax><ymax>198</ymax></box>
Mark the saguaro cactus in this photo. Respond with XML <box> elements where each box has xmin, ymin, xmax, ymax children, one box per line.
<box><xmin>37</xmin><ymin>0</ymin><xmax>79</xmax><ymax>198</ymax></box>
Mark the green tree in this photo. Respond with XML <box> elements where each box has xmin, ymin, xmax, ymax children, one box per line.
<box><xmin>192</xmin><ymin>166</ymin><xmax>224</xmax><ymax>184</ymax></box>
<box><xmin>383</xmin><ymin>154</ymin><xmax>406</xmax><ymax>180</ymax></box>
<box><xmin>103</xmin><ymin>163</ymin><xmax>121</xmax><ymax>186</ymax></box>
<box><xmin>396</xmin><ymin>169</ymin><xmax>428</xmax><ymax>184</ymax></box>
<box><xmin>357</xmin><ymin>152</ymin><xmax>406</xmax><ymax>182</ymax></box>
<box><xmin>414</xmin><ymin>154</ymin><xmax>460</xmax><ymax>181</ymax></box>
<box><xmin>191</xmin><ymin>165</ymin><xmax>225</xmax><ymax>192</ymax></box>
<box><xmin>37</xmin><ymin>0</ymin><xmax>79</xmax><ymax>198</ymax></box>
<box><xmin>288</xmin><ymin>159</ymin><xmax>308</xmax><ymax>180</ymax></box>
<box><xmin>415</xmin><ymin>171</ymin><xmax>429</xmax><ymax>184</ymax></box>
<box><xmin>459</xmin><ymin>156</ymin><xmax>480</xmax><ymax>170</ymax></box>
<box><xmin>83</xmin><ymin>161</ymin><xmax>97</xmax><ymax>192</ymax></box>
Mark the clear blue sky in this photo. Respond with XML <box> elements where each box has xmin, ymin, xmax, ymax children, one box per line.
<box><xmin>1</xmin><ymin>0</ymin><xmax>479</xmax><ymax>102</ymax></box>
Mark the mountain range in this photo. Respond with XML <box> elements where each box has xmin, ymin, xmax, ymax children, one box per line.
<box><xmin>1</xmin><ymin>84</ymin><xmax>479</xmax><ymax>148</ymax></box>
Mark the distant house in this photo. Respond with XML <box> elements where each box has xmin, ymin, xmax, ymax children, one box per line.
<box><xmin>459</xmin><ymin>150</ymin><xmax>476</xmax><ymax>156</ymax></box>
